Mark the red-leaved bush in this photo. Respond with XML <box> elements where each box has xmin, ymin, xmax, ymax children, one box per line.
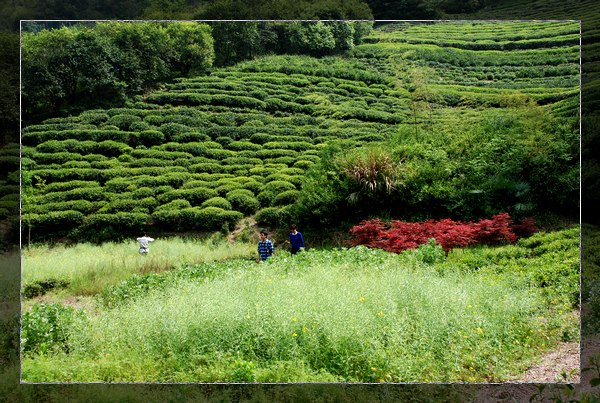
<box><xmin>349</xmin><ymin>213</ymin><xmax>536</xmax><ymax>253</ymax></box>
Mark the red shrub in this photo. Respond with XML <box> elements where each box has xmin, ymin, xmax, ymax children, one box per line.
<box><xmin>349</xmin><ymin>213</ymin><xmax>525</xmax><ymax>253</ymax></box>
<box><xmin>473</xmin><ymin>213</ymin><xmax>517</xmax><ymax>245</ymax></box>
<box><xmin>348</xmin><ymin>219</ymin><xmax>388</xmax><ymax>249</ymax></box>
<box><xmin>511</xmin><ymin>217</ymin><xmax>540</xmax><ymax>238</ymax></box>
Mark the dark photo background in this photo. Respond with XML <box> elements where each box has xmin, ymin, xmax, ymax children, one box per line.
<box><xmin>1</xmin><ymin>0</ymin><xmax>599</xmax><ymax>401</ymax></box>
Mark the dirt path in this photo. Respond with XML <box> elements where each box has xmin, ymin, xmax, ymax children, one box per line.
<box><xmin>474</xmin><ymin>337</ymin><xmax>600</xmax><ymax>403</ymax></box>
<box><xmin>516</xmin><ymin>341</ymin><xmax>580</xmax><ymax>383</ymax></box>
<box><xmin>228</xmin><ymin>216</ymin><xmax>257</xmax><ymax>244</ymax></box>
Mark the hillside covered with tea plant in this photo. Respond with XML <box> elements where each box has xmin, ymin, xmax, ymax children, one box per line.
<box><xmin>4</xmin><ymin>20</ymin><xmax>580</xmax><ymax>244</ymax></box>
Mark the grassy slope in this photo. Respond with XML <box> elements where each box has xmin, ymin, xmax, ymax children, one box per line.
<box><xmin>21</xmin><ymin>227</ymin><xmax>579</xmax><ymax>382</ymax></box>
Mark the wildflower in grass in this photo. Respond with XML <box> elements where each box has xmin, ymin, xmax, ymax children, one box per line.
<box><xmin>359</xmin><ymin>296</ymin><xmax>366</xmax><ymax>302</ymax></box>
<box><xmin>377</xmin><ymin>311</ymin><xmax>384</xmax><ymax>317</ymax></box>
<box><xmin>292</xmin><ymin>332</ymin><xmax>298</xmax><ymax>337</ymax></box>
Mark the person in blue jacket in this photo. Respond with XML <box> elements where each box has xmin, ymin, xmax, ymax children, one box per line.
<box><xmin>288</xmin><ymin>224</ymin><xmax>305</xmax><ymax>255</ymax></box>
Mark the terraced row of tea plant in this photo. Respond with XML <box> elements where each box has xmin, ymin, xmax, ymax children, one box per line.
<box><xmin>5</xmin><ymin>21</ymin><xmax>580</xmax><ymax>243</ymax></box>
<box><xmin>353</xmin><ymin>21</ymin><xmax>580</xmax><ymax>118</ymax></box>
<box><xmin>11</xmin><ymin>54</ymin><xmax>411</xmax><ymax>242</ymax></box>
<box><xmin>446</xmin><ymin>0</ymin><xmax>598</xmax><ymax>114</ymax></box>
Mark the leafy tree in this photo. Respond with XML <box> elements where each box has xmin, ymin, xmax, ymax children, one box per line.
<box><xmin>165</xmin><ymin>22</ymin><xmax>214</xmax><ymax>76</ymax></box>
<box><xmin>21</xmin><ymin>21</ymin><xmax>214</xmax><ymax>124</ymax></box>
<box><xmin>210</xmin><ymin>22</ymin><xmax>265</xmax><ymax>67</ymax></box>
<box><xmin>22</xmin><ymin>27</ymin><xmax>78</xmax><ymax>120</ymax></box>
<box><xmin>287</xmin><ymin>22</ymin><xmax>337</xmax><ymax>57</ymax></box>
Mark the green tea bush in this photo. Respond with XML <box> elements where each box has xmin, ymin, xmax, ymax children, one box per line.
<box><xmin>215</xmin><ymin>182</ymin><xmax>244</xmax><ymax>196</ymax></box>
<box><xmin>42</xmin><ymin>187</ymin><xmax>105</xmax><ymax>203</ymax></box>
<box><xmin>34</xmin><ymin>152</ymin><xmax>83</xmax><ymax>165</ymax></box>
<box><xmin>94</xmin><ymin>140</ymin><xmax>133</xmax><ymax>157</ymax></box>
<box><xmin>129</xmin><ymin>158</ymin><xmax>173</xmax><ymax>168</ymax></box>
<box><xmin>193</xmin><ymin>173</ymin><xmax>235</xmax><ymax>182</ymax></box>
<box><xmin>222</xmin><ymin>156</ymin><xmax>263</xmax><ymax>166</ymax></box>
<box><xmin>179</xmin><ymin>206</ymin><xmax>243</xmax><ymax>231</ymax></box>
<box><xmin>98</xmin><ymin>198</ymin><xmax>156</xmax><ymax>214</ymax></box>
<box><xmin>28</xmin><ymin>200</ymin><xmax>98</xmax><ymax>215</ymax></box>
<box><xmin>257</xmin><ymin>190</ymin><xmax>278</xmax><ymax>207</ymax></box>
<box><xmin>222</xmin><ymin>165</ymin><xmax>251</xmax><ymax>176</ymax></box>
<box><xmin>172</xmin><ymin>132</ymin><xmax>211</xmax><ymax>143</ymax></box>
<box><xmin>104</xmin><ymin>177</ymin><xmax>134</xmax><ymax>192</ymax></box>
<box><xmin>117</xmin><ymin>153</ymin><xmax>134</xmax><ymax>163</ymax></box>
<box><xmin>22</xmin><ymin>303</ymin><xmax>86</xmax><ymax>355</ymax></box>
<box><xmin>152</xmin><ymin>208</ymin><xmax>186</xmax><ymax>230</ymax></box>
<box><xmin>131</xmin><ymin>149</ymin><xmax>192</xmax><ymax>161</ymax></box>
<box><xmin>263</xmin><ymin>141</ymin><xmax>314</xmax><ymax>152</ymax></box>
<box><xmin>182</xmin><ymin>180</ymin><xmax>212</xmax><ymax>189</ymax></box>
<box><xmin>107</xmin><ymin>114</ymin><xmax>142</xmax><ymax>131</ymax></box>
<box><xmin>201</xmin><ymin>197</ymin><xmax>233</xmax><ymax>210</ymax></box>
<box><xmin>89</xmin><ymin>158</ymin><xmax>122</xmax><ymax>170</ymax></box>
<box><xmin>151</xmin><ymin>172</ymin><xmax>192</xmax><ymax>188</ymax></box>
<box><xmin>44</xmin><ymin>180</ymin><xmax>100</xmax><ymax>193</ymax></box>
<box><xmin>249</xmin><ymin>132</ymin><xmax>277</xmax><ymax>144</ymax></box>
<box><xmin>255</xmin><ymin>206</ymin><xmax>283</xmax><ymax>227</ymax></box>
<box><xmin>23</xmin><ymin>210</ymin><xmax>85</xmax><ymax>240</ymax></box>
<box><xmin>255</xmin><ymin>149</ymin><xmax>298</xmax><ymax>158</ymax></box>
<box><xmin>98</xmin><ymin>124</ymin><xmax>120</xmax><ymax>131</ymax></box>
<box><xmin>36</xmin><ymin>139</ymin><xmax>78</xmax><ymax>153</ymax></box>
<box><xmin>272</xmin><ymin>189</ymin><xmax>301</xmax><ymax>206</ymax></box>
<box><xmin>22</xmin><ymin>278</ymin><xmax>69</xmax><ymax>299</ymax></box>
<box><xmin>226</xmin><ymin>189</ymin><xmax>260</xmax><ymax>215</ymax></box>
<box><xmin>62</xmin><ymin>160</ymin><xmax>91</xmax><ymax>169</ymax></box>
<box><xmin>78</xmin><ymin>111</ymin><xmax>110</xmax><ymax>125</ymax></box>
<box><xmin>129</xmin><ymin>121</ymin><xmax>151</xmax><ymax>132</ymax></box>
<box><xmin>227</xmin><ymin>141</ymin><xmax>262</xmax><ymax>151</ymax></box>
<box><xmin>215</xmin><ymin>136</ymin><xmax>234</xmax><ymax>146</ymax></box>
<box><xmin>203</xmin><ymin>148</ymin><xmax>237</xmax><ymax>160</ymax></box>
<box><xmin>157</xmin><ymin>187</ymin><xmax>218</xmax><ymax>205</ymax></box>
<box><xmin>240</xmin><ymin>180</ymin><xmax>263</xmax><ymax>194</ymax></box>
<box><xmin>293</xmin><ymin>160</ymin><xmax>315</xmax><ymax>169</ymax></box>
<box><xmin>155</xmin><ymin>199</ymin><xmax>192</xmax><ymax>212</ymax></box>
<box><xmin>144</xmin><ymin>114</ymin><xmax>166</xmax><ymax>126</ymax></box>
<box><xmin>249</xmin><ymin>166</ymin><xmax>279</xmax><ymax>177</ymax></box>
<box><xmin>132</xmin><ymin>187</ymin><xmax>156</xmax><ymax>198</ymax></box>
<box><xmin>266</xmin><ymin>156</ymin><xmax>297</xmax><ymax>166</ymax></box>
<box><xmin>77</xmin><ymin>212</ymin><xmax>149</xmax><ymax>242</ymax></box>
<box><xmin>159</xmin><ymin>123</ymin><xmax>193</xmax><ymax>141</ymax></box>
<box><xmin>262</xmin><ymin>180</ymin><xmax>297</xmax><ymax>193</ymax></box>
<box><xmin>138</xmin><ymin>130</ymin><xmax>165</xmax><ymax>146</ymax></box>
<box><xmin>190</xmin><ymin>162</ymin><xmax>225</xmax><ymax>174</ymax></box>
<box><xmin>31</xmin><ymin>167</ymin><xmax>103</xmax><ymax>183</ymax></box>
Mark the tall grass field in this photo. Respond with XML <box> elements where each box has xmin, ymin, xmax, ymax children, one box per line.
<box><xmin>21</xmin><ymin>227</ymin><xmax>579</xmax><ymax>382</ymax></box>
